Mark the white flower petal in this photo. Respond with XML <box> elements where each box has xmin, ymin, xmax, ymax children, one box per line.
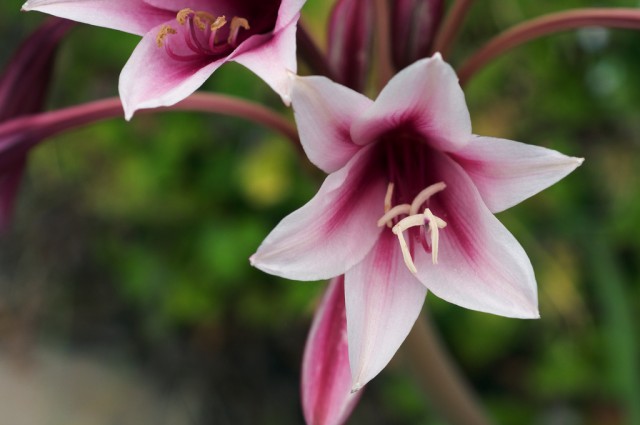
<box><xmin>453</xmin><ymin>135</ymin><xmax>584</xmax><ymax>213</ymax></box>
<box><xmin>345</xmin><ymin>231</ymin><xmax>427</xmax><ymax>389</ymax></box>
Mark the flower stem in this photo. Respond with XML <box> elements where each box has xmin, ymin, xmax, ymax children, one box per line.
<box><xmin>297</xmin><ymin>19</ymin><xmax>337</xmax><ymax>81</ymax></box>
<box><xmin>0</xmin><ymin>93</ymin><xmax>300</xmax><ymax>169</ymax></box>
<box><xmin>374</xmin><ymin>0</ymin><xmax>394</xmax><ymax>89</ymax></box>
<box><xmin>403</xmin><ymin>310</ymin><xmax>493</xmax><ymax>425</ymax></box>
<box><xmin>431</xmin><ymin>0</ymin><xmax>475</xmax><ymax>58</ymax></box>
<box><xmin>457</xmin><ymin>8</ymin><xmax>640</xmax><ymax>86</ymax></box>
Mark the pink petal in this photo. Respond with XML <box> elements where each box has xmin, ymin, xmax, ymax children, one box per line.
<box><xmin>118</xmin><ymin>24</ymin><xmax>225</xmax><ymax>120</ymax></box>
<box><xmin>302</xmin><ymin>276</ymin><xmax>362</xmax><ymax>425</ymax></box>
<box><xmin>291</xmin><ymin>76</ymin><xmax>371</xmax><ymax>173</ymax></box>
<box><xmin>452</xmin><ymin>135</ymin><xmax>584</xmax><ymax>213</ymax></box>
<box><xmin>231</xmin><ymin>18</ymin><xmax>299</xmax><ymax>104</ymax></box>
<box><xmin>414</xmin><ymin>151</ymin><xmax>539</xmax><ymax>318</ymax></box>
<box><xmin>250</xmin><ymin>146</ymin><xmax>386</xmax><ymax>281</ymax></box>
<box><xmin>21</xmin><ymin>0</ymin><xmax>173</xmax><ymax>36</ymax></box>
<box><xmin>345</xmin><ymin>231</ymin><xmax>427</xmax><ymax>390</ymax></box>
<box><xmin>277</xmin><ymin>0</ymin><xmax>307</xmax><ymax>29</ymax></box>
<box><xmin>351</xmin><ymin>54</ymin><xmax>471</xmax><ymax>152</ymax></box>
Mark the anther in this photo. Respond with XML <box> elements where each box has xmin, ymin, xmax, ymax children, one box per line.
<box><xmin>409</xmin><ymin>181</ymin><xmax>446</xmax><ymax>216</ymax></box>
<box><xmin>228</xmin><ymin>17</ymin><xmax>250</xmax><ymax>46</ymax></box>
<box><xmin>384</xmin><ymin>183</ymin><xmax>394</xmax><ymax>213</ymax></box>
<box><xmin>176</xmin><ymin>8</ymin><xmax>195</xmax><ymax>25</ymax></box>
<box><xmin>156</xmin><ymin>24</ymin><xmax>177</xmax><ymax>47</ymax></box>
<box><xmin>194</xmin><ymin>11</ymin><xmax>216</xmax><ymax>30</ymax></box>
<box><xmin>377</xmin><ymin>204</ymin><xmax>411</xmax><ymax>228</ymax></box>
<box><xmin>424</xmin><ymin>208</ymin><xmax>447</xmax><ymax>264</ymax></box>
<box><xmin>211</xmin><ymin>15</ymin><xmax>227</xmax><ymax>31</ymax></box>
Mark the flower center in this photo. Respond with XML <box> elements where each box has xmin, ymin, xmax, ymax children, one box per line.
<box><xmin>377</xmin><ymin>182</ymin><xmax>447</xmax><ymax>274</ymax></box>
<box><xmin>156</xmin><ymin>8</ymin><xmax>251</xmax><ymax>61</ymax></box>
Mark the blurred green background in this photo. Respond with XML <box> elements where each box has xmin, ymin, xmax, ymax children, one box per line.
<box><xmin>1</xmin><ymin>0</ymin><xmax>639</xmax><ymax>424</ymax></box>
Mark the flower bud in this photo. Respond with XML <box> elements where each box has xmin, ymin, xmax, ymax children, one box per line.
<box><xmin>0</xmin><ymin>18</ymin><xmax>73</xmax><ymax>229</ymax></box>
<box><xmin>327</xmin><ymin>0</ymin><xmax>375</xmax><ymax>93</ymax></box>
<box><xmin>302</xmin><ymin>276</ymin><xmax>362</xmax><ymax>425</ymax></box>
<box><xmin>390</xmin><ymin>0</ymin><xmax>444</xmax><ymax>69</ymax></box>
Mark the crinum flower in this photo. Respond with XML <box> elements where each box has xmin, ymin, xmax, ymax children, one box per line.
<box><xmin>251</xmin><ymin>54</ymin><xmax>583</xmax><ymax>390</ymax></box>
<box><xmin>22</xmin><ymin>0</ymin><xmax>304</xmax><ymax>118</ymax></box>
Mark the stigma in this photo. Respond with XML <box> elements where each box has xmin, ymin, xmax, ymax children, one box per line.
<box><xmin>377</xmin><ymin>182</ymin><xmax>447</xmax><ymax>274</ymax></box>
<box><xmin>156</xmin><ymin>8</ymin><xmax>250</xmax><ymax>61</ymax></box>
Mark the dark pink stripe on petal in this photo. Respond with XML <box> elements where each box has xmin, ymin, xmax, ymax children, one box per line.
<box><xmin>413</xmin><ymin>151</ymin><xmax>539</xmax><ymax>318</ymax></box>
<box><xmin>302</xmin><ymin>276</ymin><xmax>362</xmax><ymax>425</ymax></box>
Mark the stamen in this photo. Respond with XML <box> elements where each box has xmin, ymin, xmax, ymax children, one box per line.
<box><xmin>394</xmin><ymin>228</ymin><xmax>418</xmax><ymax>274</ymax></box>
<box><xmin>393</xmin><ymin>214</ymin><xmax>426</xmax><ymax>233</ymax></box>
<box><xmin>409</xmin><ymin>181</ymin><xmax>446</xmax><ymax>216</ymax></box>
<box><xmin>156</xmin><ymin>24</ymin><xmax>177</xmax><ymax>47</ymax></box>
<box><xmin>424</xmin><ymin>208</ymin><xmax>447</xmax><ymax>264</ymax></box>
<box><xmin>228</xmin><ymin>16</ymin><xmax>250</xmax><ymax>46</ymax></box>
<box><xmin>377</xmin><ymin>204</ymin><xmax>411</xmax><ymax>227</ymax></box>
<box><xmin>384</xmin><ymin>183</ymin><xmax>394</xmax><ymax>213</ymax></box>
<box><xmin>392</xmin><ymin>215</ymin><xmax>427</xmax><ymax>274</ymax></box>
<box><xmin>381</xmin><ymin>182</ymin><xmax>448</xmax><ymax>273</ymax></box>
<box><xmin>194</xmin><ymin>11</ymin><xmax>216</xmax><ymax>30</ymax></box>
<box><xmin>177</xmin><ymin>8</ymin><xmax>195</xmax><ymax>25</ymax></box>
<box><xmin>208</xmin><ymin>16</ymin><xmax>227</xmax><ymax>51</ymax></box>
<box><xmin>211</xmin><ymin>15</ymin><xmax>227</xmax><ymax>31</ymax></box>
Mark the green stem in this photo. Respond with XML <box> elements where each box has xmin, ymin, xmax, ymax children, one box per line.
<box><xmin>404</xmin><ymin>310</ymin><xmax>493</xmax><ymax>425</ymax></box>
<box><xmin>458</xmin><ymin>8</ymin><xmax>640</xmax><ymax>86</ymax></box>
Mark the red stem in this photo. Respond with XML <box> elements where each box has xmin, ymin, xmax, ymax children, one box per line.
<box><xmin>458</xmin><ymin>8</ymin><xmax>640</xmax><ymax>86</ymax></box>
<box><xmin>0</xmin><ymin>93</ymin><xmax>300</xmax><ymax>169</ymax></box>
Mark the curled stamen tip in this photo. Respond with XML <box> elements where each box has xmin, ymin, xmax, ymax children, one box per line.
<box><xmin>177</xmin><ymin>8</ymin><xmax>195</xmax><ymax>25</ymax></box>
<box><xmin>156</xmin><ymin>24</ymin><xmax>177</xmax><ymax>47</ymax></box>
<box><xmin>231</xmin><ymin>16</ymin><xmax>251</xmax><ymax>30</ymax></box>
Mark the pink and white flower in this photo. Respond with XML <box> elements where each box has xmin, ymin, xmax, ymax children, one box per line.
<box><xmin>22</xmin><ymin>0</ymin><xmax>304</xmax><ymax>119</ymax></box>
<box><xmin>251</xmin><ymin>54</ymin><xmax>583</xmax><ymax>390</ymax></box>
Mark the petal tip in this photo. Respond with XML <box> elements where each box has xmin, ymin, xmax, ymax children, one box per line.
<box><xmin>350</xmin><ymin>383</ymin><xmax>363</xmax><ymax>394</ymax></box>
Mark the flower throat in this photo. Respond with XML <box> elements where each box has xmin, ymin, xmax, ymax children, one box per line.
<box><xmin>377</xmin><ymin>134</ymin><xmax>448</xmax><ymax>274</ymax></box>
<box><xmin>156</xmin><ymin>8</ymin><xmax>250</xmax><ymax>61</ymax></box>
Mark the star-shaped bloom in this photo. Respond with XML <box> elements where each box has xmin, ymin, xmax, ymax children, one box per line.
<box><xmin>251</xmin><ymin>54</ymin><xmax>583</xmax><ymax>390</ymax></box>
<box><xmin>22</xmin><ymin>0</ymin><xmax>304</xmax><ymax>118</ymax></box>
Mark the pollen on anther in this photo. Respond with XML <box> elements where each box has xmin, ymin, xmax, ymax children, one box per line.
<box><xmin>228</xmin><ymin>16</ymin><xmax>250</xmax><ymax>45</ymax></box>
<box><xmin>211</xmin><ymin>15</ymin><xmax>227</xmax><ymax>31</ymax></box>
<box><xmin>156</xmin><ymin>24</ymin><xmax>177</xmax><ymax>47</ymax></box>
<box><xmin>194</xmin><ymin>11</ymin><xmax>216</xmax><ymax>30</ymax></box>
<box><xmin>177</xmin><ymin>8</ymin><xmax>195</xmax><ymax>25</ymax></box>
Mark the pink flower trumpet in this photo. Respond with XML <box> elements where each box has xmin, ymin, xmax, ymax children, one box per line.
<box><xmin>22</xmin><ymin>0</ymin><xmax>305</xmax><ymax>119</ymax></box>
<box><xmin>252</xmin><ymin>54</ymin><xmax>583</xmax><ymax>391</ymax></box>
